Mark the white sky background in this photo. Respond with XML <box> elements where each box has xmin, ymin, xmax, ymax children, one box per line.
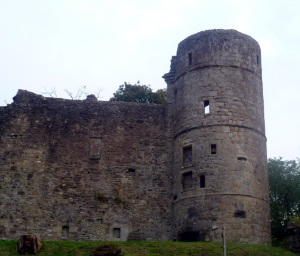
<box><xmin>0</xmin><ymin>0</ymin><xmax>299</xmax><ymax>160</ymax></box>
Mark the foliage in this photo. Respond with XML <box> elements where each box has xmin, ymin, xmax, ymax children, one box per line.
<box><xmin>109</xmin><ymin>81</ymin><xmax>166</xmax><ymax>104</ymax></box>
<box><xmin>268</xmin><ymin>157</ymin><xmax>300</xmax><ymax>243</ymax></box>
<box><xmin>0</xmin><ymin>240</ymin><xmax>296</xmax><ymax>256</ymax></box>
<box><xmin>41</xmin><ymin>85</ymin><xmax>102</xmax><ymax>100</ymax></box>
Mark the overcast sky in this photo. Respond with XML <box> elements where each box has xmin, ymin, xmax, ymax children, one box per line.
<box><xmin>0</xmin><ymin>0</ymin><xmax>299</xmax><ymax>160</ymax></box>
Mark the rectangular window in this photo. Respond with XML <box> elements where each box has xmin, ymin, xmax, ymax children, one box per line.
<box><xmin>234</xmin><ymin>210</ymin><xmax>246</xmax><ymax>218</ymax></box>
<box><xmin>256</xmin><ymin>55</ymin><xmax>260</xmax><ymax>65</ymax></box>
<box><xmin>182</xmin><ymin>171</ymin><xmax>193</xmax><ymax>190</ymax></box>
<box><xmin>62</xmin><ymin>225</ymin><xmax>69</xmax><ymax>239</ymax></box>
<box><xmin>200</xmin><ymin>175</ymin><xmax>205</xmax><ymax>188</ymax></box>
<box><xmin>204</xmin><ymin>100</ymin><xmax>209</xmax><ymax>114</ymax></box>
<box><xmin>113</xmin><ymin>228</ymin><xmax>121</xmax><ymax>238</ymax></box>
<box><xmin>182</xmin><ymin>145</ymin><xmax>193</xmax><ymax>166</ymax></box>
<box><xmin>188</xmin><ymin>52</ymin><xmax>192</xmax><ymax>66</ymax></box>
<box><xmin>211</xmin><ymin>144</ymin><xmax>217</xmax><ymax>154</ymax></box>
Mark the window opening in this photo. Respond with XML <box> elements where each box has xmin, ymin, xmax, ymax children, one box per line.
<box><xmin>188</xmin><ymin>52</ymin><xmax>192</xmax><ymax>66</ymax></box>
<box><xmin>256</xmin><ymin>55</ymin><xmax>260</xmax><ymax>65</ymax></box>
<box><xmin>200</xmin><ymin>175</ymin><xmax>205</xmax><ymax>188</ymax></box>
<box><xmin>204</xmin><ymin>100</ymin><xmax>210</xmax><ymax>114</ymax></box>
<box><xmin>237</xmin><ymin>157</ymin><xmax>247</xmax><ymax>161</ymax></box>
<box><xmin>128</xmin><ymin>168</ymin><xmax>136</xmax><ymax>172</ymax></box>
<box><xmin>182</xmin><ymin>145</ymin><xmax>193</xmax><ymax>166</ymax></box>
<box><xmin>234</xmin><ymin>210</ymin><xmax>246</xmax><ymax>218</ymax></box>
<box><xmin>113</xmin><ymin>228</ymin><xmax>121</xmax><ymax>238</ymax></box>
<box><xmin>62</xmin><ymin>225</ymin><xmax>69</xmax><ymax>239</ymax></box>
<box><xmin>211</xmin><ymin>144</ymin><xmax>217</xmax><ymax>154</ymax></box>
<box><xmin>182</xmin><ymin>171</ymin><xmax>193</xmax><ymax>190</ymax></box>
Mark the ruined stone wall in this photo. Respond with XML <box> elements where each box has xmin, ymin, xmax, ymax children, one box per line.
<box><xmin>0</xmin><ymin>90</ymin><xmax>173</xmax><ymax>241</ymax></box>
<box><xmin>164</xmin><ymin>30</ymin><xmax>271</xmax><ymax>245</ymax></box>
<box><xmin>0</xmin><ymin>29</ymin><xmax>271</xmax><ymax>245</ymax></box>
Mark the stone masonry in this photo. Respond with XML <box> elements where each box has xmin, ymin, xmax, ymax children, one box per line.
<box><xmin>0</xmin><ymin>29</ymin><xmax>271</xmax><ymax>245</ymax></box>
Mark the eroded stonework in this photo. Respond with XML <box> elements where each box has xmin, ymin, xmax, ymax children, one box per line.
<box><xmin>0</xmin><ymin>29</ymin><xmax>271</xmax><ymax>245</ymax></box>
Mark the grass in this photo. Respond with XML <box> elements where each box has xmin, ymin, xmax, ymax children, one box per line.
<box><xmin>0</xmin><ymin>240</ymin><xmax>296</xmax><ymax>256</ymax></box>
<box><xmin>290</xmin><ymin>216</ymin><xmax>300</xmax><ymax>227</ymax></box>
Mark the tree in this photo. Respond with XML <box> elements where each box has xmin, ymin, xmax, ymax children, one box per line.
<box><xmin>41</xmin><ymin>85</ymin><xmax>102</xmax><ymax>100</ymax></box>
<box><xmin>268</xmin><ymin>157</ymin><xmax>300</xmax><ymax>243</ymax></box>
<box><xmin>109</xmin><ymin>81</ymin><xmax>166</xmax><ymax>104</ymax></box>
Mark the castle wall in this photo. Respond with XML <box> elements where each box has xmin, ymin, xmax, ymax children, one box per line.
<box><xmin>0</xmin><ymin>29</ymin><xmax>271</xmax><ymax>245</ymax></box>
<box><xmin>0</xmin><ymin>90</ymin><xmax>173</xmax><ymax>241</ymax></box>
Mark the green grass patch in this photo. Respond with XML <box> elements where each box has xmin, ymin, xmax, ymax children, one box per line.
<box><xmin>290</xmin><ymin>216</ymin><xmax>300</xmax><ymax>227</ymax></box>
<box><xmin>0</xmin><ymin>240</ymin><xmax>296</xmax><ymax>256</ymax></box>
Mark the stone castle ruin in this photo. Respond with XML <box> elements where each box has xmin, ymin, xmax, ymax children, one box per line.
<box><xmin>0</xmin><ymin>29</ymin><xmax>271</xmax><ymax>245</ymax></box>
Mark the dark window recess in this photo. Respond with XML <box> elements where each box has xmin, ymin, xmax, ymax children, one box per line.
<box><xmin>200</xmin><ymin>175</ymin><xmax>205</xmax><ymax>188</ymax></box>
<box><xmin>173</xmin><ymin>195</ymin><xmax>177</xmax><ymax>201</ymax></box>
<box><xmin>182</xmin><ymin>145</ymin><xmax>193</xmax><ymax>166</ymax></box>
<box><xmin>62</xmin><ymin>225</ymin><xmax>69</xmax><ymax>238</ymax></box>
<box><xmin>211</xmin><ymin>144</ymin><xmax>217</xmax><ymax>154</ymax></box>
<box><xmin>178</xmin><ymin>231</ymin><xmax>202</xmax><ymax>242</ymax></box>
<box><xmin>257</xmin><ymin>55</ymin><xmax>260</xmax><ymax>65</ymax></box>
<box><xmin>237</xmin><ymin>157</ymin><xmax>247</xmax><ymax>161</ymax></box>
<box><xmin>182</xmin><ymin>171</ymin><xmax>193</xmax><ymax>190</ymax></box>
<box><xmin>204</xmin><ymin>100</ymin><xmax>210</xmax><ymax>114</ymax></box>
<box><xmin>234</xmin><ymin>210</ymin><xmax>246</xmax><ymax>218</ymax></box>
<box><xmin>128</xmin><ymin>168</ymin><xmax>136</xmax><ymax>172</ymax></box>
<box><xmin>113</xmin><ymin>228</ymin><xmax>121</xmax><ymax>238</ymax></box>
<box><xmin>188</xmin><ymin>52</ymin><xmax>192</xmax><ymax>66</ymax></box>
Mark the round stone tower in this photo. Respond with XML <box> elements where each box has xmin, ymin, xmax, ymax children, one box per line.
<box><xmin>163</xmin><ymin>29</ymin><xmax>271</xmax><ymax>245</ymax></box>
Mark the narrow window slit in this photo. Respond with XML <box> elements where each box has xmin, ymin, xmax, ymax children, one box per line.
<box><xmin>204</xmin><ymin>100</ymin><xmax>210</xmax><ymax>114</ymax></box>
<box><xmin>237</xmin><ymin>157</ymin><xmax>247</xmax><ymax>161</ymax></box>
<box><xmin>211</xmin><ymin>144</ymin><xmax>217</xmax><ymax>154</ymax></box>
<box><xmin>188</xmin><ymin>52</ymin><xmax>192</xmax><ymax>66</ymax></box>
<box><xmin>200</xmin><ymin>175</ymin><xmax>205</xmax><ymax>188</ymax></box>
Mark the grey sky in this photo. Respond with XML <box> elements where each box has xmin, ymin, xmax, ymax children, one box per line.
<box><xmin>0</xmin><ymin>0</ymin><xmax>299</xmax><ymax>160</ymax></box>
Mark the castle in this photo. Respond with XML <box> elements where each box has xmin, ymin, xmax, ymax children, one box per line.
<box><xmin>0</xmin><ymin>29</ymin><xmax>271</xmax><ymax>245</ymax></box>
